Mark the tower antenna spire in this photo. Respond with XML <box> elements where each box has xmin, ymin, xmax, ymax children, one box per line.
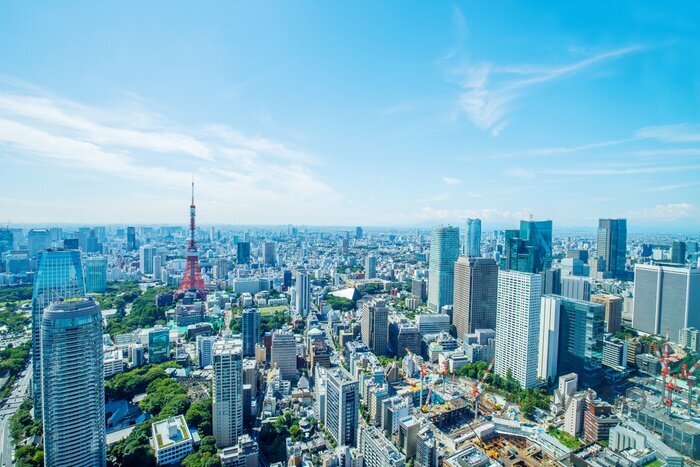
<box><xmin>191</xmin><ymin>177</ymin><xmax>195</xmax><ymax>205</ymax></box>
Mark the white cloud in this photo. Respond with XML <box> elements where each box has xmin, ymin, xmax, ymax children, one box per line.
<box><xmin>415</xmin><ymin>207</ymin><xmax>532</xmax><ymax>223</ymax></box>
<box><xmin>442</xmin><ymin>176</ymin><xmax>462</xmax><ymax>185</ymax></box>
<box><xmin>505</xmin><ymin>164</ymin><xmax>700</xmax><ymax>178</ymax></box>
<box><xmin>636</xmin><ymin>124</ymin><xmax>700</xmax><ymax>143</ymax></box>
<box><xmin>418</xmin><ymin>193</ymin><xmax>451</xmax><ymax>203</ymax></box>
<box><xmin>504</xmin><ymin>168</ymin><xmax>536</xmax><ymax>179</ymax></box>
<box><xmin>642</xmin><ymin>182</ymin><xmax>699</xmax><ymax>193</ymax></box>
<box><xmin>452</xmin><ymin>46</ymin><xmax>642</xmax><ymax>135</ymax></box>
<box><xmin>627</xmin><ymin>203</ymin><xmax>695</xmax><ymax>221</ymax></box>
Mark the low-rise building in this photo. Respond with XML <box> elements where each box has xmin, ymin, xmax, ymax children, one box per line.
<box><xmin>151</xmin><ymin>415</ymin><xmax>194</xmax><ymax>465</ymax></box>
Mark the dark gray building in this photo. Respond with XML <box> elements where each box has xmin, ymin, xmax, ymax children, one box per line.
<box><xmin>597</xmin><ymin>218</ymin><xmax>627</xmax><ymax>279</ymax></box>
<box><xmin>453</xmin><ymin>256</ymin><xmax>498</xmax><ymax>339</ymax></box>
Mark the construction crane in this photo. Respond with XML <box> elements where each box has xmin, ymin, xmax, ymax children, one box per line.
<box><xmin>652</xmin><ymin>328</ymin><xmax>675</xmax><ymax>413</ymax></box>
<box><xmin>421</xmin><ymin>384</ymin><xmax>434</xmax><ymax>413</ymax></box>
<box><xmin>471</xmin><ymin>358</ymin><xmax>495</xmax><ymax>419</ymax></box>
<box><xmin>680</xmin><ymin>360</ymin><xmax>700</xmax><ymax>413</ymax></box>
<box><xmin>419</xmin><ymin>364</ymin><xmax>428</xmax><ymax>408</ymax></box>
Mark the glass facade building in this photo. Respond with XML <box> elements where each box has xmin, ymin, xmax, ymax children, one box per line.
<box><xmin>557</xmin><ymin>296</ymin><xmax>605</xmax><ymax>388</ymax></box>
<box><xmin>597</xmin><ymin>218</ymin><xmax>627</xmax><ymax>279</ymax></box>
<box><xmin>41</xmin><ymin>298</ymin><xmax>105</xmax><ymax>467</ymax></box>
<box><xmin>148</xmin><ymin>328</ymin><xmax>171</xmax><ymax>363</ymax></box>
<box><xmin>84</xmin><ymin>256</ymin><xmax>108</xmax><ymax>293</ymax></box>
<box><xmin>465</xmin><ymin>218</ymin><xmax>482</xmax><ymax>257</ymax></box>
<box><xmin>31</xmin><ymin>249</ymin><xmax>85</xmax><ymax>418</ymax></box>
<box><xmin>500</xmin><ymin>220</ymin><xmax>552</xmax><ymax>274</ymax></box>
<box><xmin>427</xmin><ymin>226</ymin><xmax>460</xmax><ymax>311</ymax></box>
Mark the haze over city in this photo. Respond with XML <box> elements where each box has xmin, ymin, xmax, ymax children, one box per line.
<box><xmin>1</xmin><ymin>1</ymin><xmax>699</xmax><ymax>230</ymax></box>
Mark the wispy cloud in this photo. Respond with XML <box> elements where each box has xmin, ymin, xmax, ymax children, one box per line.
<box><xmin>442</xmin><ymin>176</ymin><xmax>462</xmax><ymax>185</ymax></box>
<box><xmin>450</xmin><ymin>46</ymin><xmax>642</xmax><ymax>135</ymax></box>
<box><xmin>626</xmin><ymin>203</ymin><xmax>695</xmax><ymax>221</ymax></box>
<box><xmin>415</xmin><ymin>206</ymin><xmax>532</xmax><ymax>223</ymax></box>
<box><xmin>636</xmin><ymin>124</ymin><xmax>700</xmax><ymax>142</ymax></box>
<box><xmin>505</xmin><ymin>164</ymin><xmax>700</xmax><ymax>178</ymax></box>
<box><xmin>418</xmin><ymin>193</ymin><xmax>451</xmax><ymax>203</ymax></box>
<box><xmin>641</xmin><ymin>182</ymin><xmax>700</xmax><ymax>193</ymax></box>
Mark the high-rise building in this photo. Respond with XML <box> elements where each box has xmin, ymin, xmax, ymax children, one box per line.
<box><xmin>361</xmin><ymin>298</ymin><xmax>389</xmax><ymax>355</ymax></box>
<box><xmin>219</xmin><ymin>434</ymin><xmax>259</xmax><ymax>467</ymax></box>
<box><xmin>341</xmin><ymin>238</ymin><xmax>349</xmax><ymax>255</ymax></box>
<box><xmin>597</xmin><ymin>219</ymin><xmax>627</xmax><ymax>279</ymax></box>
<box><xmin>671</xmin><ymin>240</ymin><xmax>687</xmax><ymax>264</ymax></box>
<box><xmin>237</xmin><ymin>241</ymin><xmax>251</xmax><ymax>264</ymax></box>
<box><xmin>453</xmin><ymin>256</ymin><xmax>498</xmax><ymax>339</ymax></box>
<box><xmin>561</xmin><ymin>276</ymin><xmax>592</xmax><ymax>301</ymax></box>
<box><xmin>633</xmin><ymin>264</ymin><xmax>700</xmax><ymax>342</ymax></box>
<box><xmin>602</xmin><ymin>337</ymin><xmax>628</xmax><ymax>371</ymax></box>
<box><xmin>197</xmin><ymin>335</ymin><xmax>217</xmax><ymax>368</ymax></box>
<box><xmin>32</xmin><ymin>249</ymin><xmax>85</xmax><ymax>418</ymax></box>
<box><xmin>465</xmin><ymin>218</ymin><xmax>482</xmax><ymax>257</ymax></box>
<box><xmin>427</xmin><ymin>226</ymin><xmax>460</xmax><ymax>311</ymax></box>
<box><xmin>41</xmin><ymin>298</ymin><xmax>105</xmax><ymax>467</ymax></box>
<box><xmin>325</xmin><ymin>367</ymin><xmax>359</xmax><ymax>447</ymax></box>
<box><xmin>538</xmin><ymin>296</ymin><xmax>561</xmax><ymax>384</ymax></box>
<box><xmin>295</xmin><ymin>269</ymin><xmax>311</xmax><ymax>316</ymax></box>
<box><xmin>28</xmin><ymin>228</ymin><xmax>51</xmax><ymax>258</ymax></box>
<box><xmin>356</xmin><ymin>226</ymin><xmax>363</xmax><ymax>239</ymax></box>
<box><xmin>271</xmin><ymin>330</ymin><xmax>297</xmax><ymax>380</ymax></box>
<box><xmin>85</xmin><ymin>256</ymin><xmax>108</xmax><ymax>293</ymax></box>
<box><xmin>500</xmin><ymin>220</ymin><xmax>552</xmax><ymax>274</ymax></box>
<box><xmin>557</xmin><ymin>296</ymin><xmax>605</xmax><ymax>388</ymax></box>
<box><xmin>262</xmin><ymin>241</ymin><xmax>276</xmax><ymax>266</ymax></box>
<box><xmin>139</xmin><ymin>246</ymin><xmax>157</xmax><ymax>275</ymax></box>
<box><xmin>365</xmin><ymin>255</ymin><xmax>377</xmax><ymax>279</ymax></box>
<box><xmin>0</xmin><ymin>228</ymin><xmax>13</xmax><ymax>254</ymax></box>
<box><xmin>213</xmin><ymin>340</ymin><xmax>243</xmax><ymax>448</ymax></box>
<box><xmin>126</xmin><ymin>226</ymin><xmax>137</xmax><ymax>251</ymax></box>
<box><xmin>591</xmin><ymin>294</ymin><xmax>623</xmax><ymax>334</ymax></box>
<box><xmin>148</xmin><ymin>327</ymin><xmax>170</xmax><ymax>363</ymax></box>
<box><xmin>241</xmin><ymin>309</ymin><xmax>260</xmax><ymax>357</ymax></box>
<box><xmin>359</xmin><ymin>423</ymin><xmax>405</xmax><ymax>467</ymax></box>
<box><xmin>495</xmin><ymin>270</ymin><xmax>542</xmax><ymax>388</ymax></box>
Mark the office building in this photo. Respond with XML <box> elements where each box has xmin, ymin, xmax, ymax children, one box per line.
<box><xmin>542</xmin><ymin>268</ymin><xmax>562</xmax><ymax>295</ymax></box>
<box><xmin>237</xmin><ymin>241</ymin><xmax>251</xmax><ymax>264</ymax></box>
<box><xmin>361</xmin><ymin>298</ymin><xmax>389</xmax><ymax>355</ymax></box>
<box><xmin>538</xmin><ymin>296</ymin><xmax>561</xmax><ymax>384</ymax></box>
<box><xmin>500</xmin><ymin>220</ymin><xmax>552</xmax><ymax>274</ymax></box>
<box><xmin>219</xmin><ymin>434</ymin><xmax>259</xmax><ymax>467</ymax></box>
<box><xmin>32</xmin><ymin>249</ymin><xmax>85</xmax><ymax>418</ymax></box>
<box><xmin>671</xmin><ymin>240</ymin><xmax>687</xmax><ymax>264</ymax></box>
<box><xmin>213</xmin><ymin>340</ymin><xmax>243</xmax><ymax>448</ymax></box>
<box><xmin>356</xmin><ymin>226</ymin><xmax>363</xmax><ymax>239</ymax></box>
<box><xmin>85</xmin><ymin>256</ymin><xmax>108</xmax><ymax>293</ymax></box>
<box><xmin>416</xmin><ymin>425</ymin><xmax>438</xmax><ymax>467</ymax></box>
<box><xmin>602</xmin><ymin>337</ymin><xmax>628</xmax><ymax>371</ymax></box>
<box><xmin>597</xmin><ymin>219</ymin><xmax>627</xmax><ymax>279</ymax></box>
<box><xmin>495</xmin><ymin>270</ymin><xmax>542</xmax><ymax>388</ymax></box>
<box><xmin>591</xmin><ymin>294</ymin><xmax>623</xmax><ymax>334</ymax></box>
<box><xmin>262</xmin><ymin>241</ymin><xmax>276</xmax><ymax>266</ymax></box>
<box><xmin>126</xmin><ymin>226</ymin><xmax>137</xmax><ymax>251</ymax></box>
<box><xmin>151</xmin><ymin>415</ymin><xmax>194</xmax><ymax>465</ymax></box>
<box><xmin>359</xmin><ymin>423</ymin><xmax>406</xmax><ymax>467</ymax></box>
<box><xmin>561</xmin><ymin>276</ymin><xmax>591</xmax><ymax>301</ymax></box>
<box><xmin>679</xmin><ymin>327</ymin><xmax>700</xmax><ymax>353</ymax></box>
<box><xmin>415</xmin><ymin>314</ymin><xmax>450</xmax><ymax>335</ymax></box>
<box><xmin>388</xmin><ymin>318</ymin><xmax>421</xmax><ymax>357</ymax></box>
<box><xmin>0</xmin><ymin>228</ymin><xmax>13</xmax><ymax>254</ymax></box>
<box><xmin>453</xmin><ymin>256</ymin><xmax>498</xmax><ymax>339</ymax></box>
<box><xmin>271</xmin><ymin>330</ymin><xmax>297</xmax><ymax>380</ymax></box>
<box><xmin>633</xmin><ymin>264</ymin><xmax>700</xmax><ymax>342</ymax></box>
<box><xmin>557</xmin><ymin>296</ymin><xmax>605</xmax><ymax>388</ymax></box>
<box><xmin>28</xmin><ymin>228</ymin><xmax>51</xmax><ymax>258</ymax></box>
<box><xmin>295</xmin><ymin>269</ymin><xmax>311</xmax><ymax>316</ymax></box>
<box><xmin>197</xmin><ymin>335</ymin><xmax>217</xmax><ymax>368</ymax></box>
<box><xmin>325</xmin><ymin>367</ymin><xmax>359</xmax><ymax>447</ymax></box>
<box><xmin>241</xmin><ymin>309</ymin><xmax>260</xmax><ymax>357</ymax></box>
<box><xmin>398</xmin><ymin>416</ymin><xmax>420</xmax><ymax>458</ymax></box>
<box><xmin>365</xmin><ymin>255</ymin><xmax>377</xmax><ymax>279</ymax></box>
<box><xmin>139</xmin><ymin>245</ymin><xmax>157</xmax><ymax>275</ymax></box>
<box><xmin>148</xmin><ymin>327</ymin><xmax>170</xmax><ymax>363</ymax></box>
<box><xmin>464</xmin><ymin>218</ymin><xmax>482</xmax><ymax>257</ymax></box>
<box><xmin>411</xmin><ymin>279</ymin><xmax>427</xmax><ymax>302</ymax></box>
<box><xmin>427</xmin><ymin>226</ymin><xmax>460</xmax><ymax>311</ymax></box>
<box><xmin>583</xmin><ymin>400</ymin><xmax>619</xmax><ymax>443</ymax></box>
<box><xmin>41</xmin><ymin>298</ymin><xmax>105</xmax><ymax>467</ymax></box>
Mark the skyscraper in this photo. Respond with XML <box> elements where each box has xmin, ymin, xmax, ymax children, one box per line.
<box><xmin>32</xmin><ymin>249</ymin><xmax>85</xmax><ymax>418</ymax></box>
<box><xmin>41</xmin><ymin>298</ymin><xmax>105</xmax><ymax>467</ymax></box>
<box><xmin>633</xmin><ymin>264</ymin><xmax>700</xmax><ymax>342</ymax></box>
<box><xmin>365</xmin><ymin>255</ymin><xmax>377</xmax><ymax>279</ymax></box>
<box><xmin>84</xmin><ymin>256</ymin><xmax>108</xmax><ymax>293</ymax></box>
<box><xmin>597</xmin><ymin>219</ymin><xmax>627</xmax><ymax>279</ymax></box>
<box><xmin>465</xmin><ymin>218</ymin><xmax>482</xmax><ymax>257</ymax></box>
<box><xmin>591</xmin><ymin>294</ymin><xmax>623</xmax><ymax>334</ymax></box>
<box><xmin>538</xmin><ymin>296</ymin><xmax>561</xmax><ymax>384</ymax></box>
<box><xmin>427</xmin><ymin>226</ymin><xmax>460</xmax><ymax>311</ymax></box>
<box><xmin>139</xmin><ymin>246</ymin><xmax>157</xmax><ymax>275</ymax></box>
<box><xmin>453</xmin><ymin>256</ymin><xmax>498</xmax><ymax>339</ymax></box>
<box><xmin>28</xmin><ymin>228</ymin><xmax>51</xmax><ymax>258</ymax></box>
<box><xmin>495</xmin><ymin>270</ymin><xmax>542</xmax><ymax>388</ymax></box>
<box><xmin>355</xmin><ymin>226</ymin><xmax>363</xmax><ymax>239</ymax></box>
<box><xmin>561</xmin><ymin>276</ymin><xmax>592</xmax><ymax>301</ymax></box>
<box><xmin>361</xmin><ymin>298</ymin><xmax>389</xmax><ymax>356</ymax></box>
<box><xmin>241</xmin><ymin>309</ymin><xmax>260</xmax><ymax>357</ymax></box>
<box><xmin>500</xmin><ymin>220</ymin><xmax>552</xmax><ymax>274</ymax></box>
<box><xmin>237</xmin><ymin>241</ymin><xmax>251</xmax><ymax>264</ymax></box>
<box><xmin>295</xmin><ymin>269</ymin><xmax>311</xmax><ymax>316</ymax></box>
<box><xmin>262</xmin><ymin>241</ymin><xmax>276</xmax><ymax>266</ymax></box>
<box><xmin>0</xmin><ymin>228</ymin><xmax>13</xmax><ymax>254</ymax></box>
<box><xmin>325</xmin><ymin>367</ymin><xmax>359</xmax><ymax>447</ymax></box>
<box><xmin>671</xmin><ymin>240</ymin><xmax>687</xmax><ymax>264</ymax></box>
<box><xmin>271</xmin><ymin>330</ymin><xmax>297</xmax><ymax>380</ymax></box>
<box><xmin>126</xmin><ymin>226</ymin><xmax>137</xmax><ymax>251</ymax></box>
<box><xmin>213</xmin><ymin>340</ymin><xmax>243</xmax><ymax>448</ymax></box>
<box><xmin>556</xmin><ymin>297</ymin><xmax>605</xmax><ymax>388</ymax></box>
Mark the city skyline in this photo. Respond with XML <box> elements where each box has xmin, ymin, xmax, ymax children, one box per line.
<box><xmin>1</xmin><ymin>2</ymin><xmax>700</xmax><ymax>229</ymax></box>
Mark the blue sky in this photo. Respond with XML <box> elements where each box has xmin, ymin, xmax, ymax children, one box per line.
<box><xmin>0</xmin><ymin>1</ymin><xmax>699</xmax><ymax>231</ymax></box>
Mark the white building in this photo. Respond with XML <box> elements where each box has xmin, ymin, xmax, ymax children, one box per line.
<box><xmin>415</xmin><ymin>314</ymin><xmax>450</xmax><ymax>335</ymax></box>
<box><xmin>495</xmin><ymin>270</ymin><xmax>542</xmax><ymax>388</ymax></box>
<box><xmin>197</xmin><ymin>335</ymin><xmax>217</xmax><ymax>368</ymax></box>
<box><xmin>140</xmin><ymin>245</ymin><xmax>157</xmax><ymax>275</ymax></box>
<box><xmin>295</xmin><ymin>269</ymin><xmax>311</xmax><ymax>316</ymax></box>
<box><xmin>325</xmin><ymin>367</ymin><xmax>359</xmax><ymax>447</ymax></box>
<box><xmin>537</xmin><ymin>296</ymin><xmax>560</xmax><ymax>383</ymax></box>
<box><xmin>271</xmin><ymin>330</ymin><xmax>297</xmax><ymax>381</ymax></box>
<box><xmin>359</xmin><ymin>423</ymin><xmax>406</xmax><ymax>467</ymax></box>
<box><xmin>151</xmin><ymin>415</ymin><xmax>194</xmax><ymax>465</ymax></box>
<box><xmin>213</xmin><ymin>340</ymin><xmax>243</xmax><ymax>448</ymax></box>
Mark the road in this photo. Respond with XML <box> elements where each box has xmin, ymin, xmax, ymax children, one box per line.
<box><xmin>0</xmin><ymin>361</ymin><xmax>32</xmax><ymax>467</ymax></box>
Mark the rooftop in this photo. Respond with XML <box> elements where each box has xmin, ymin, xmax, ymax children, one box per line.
<box><xmin>152</xmin><ymin>415</ymin><xmax>191</xmax><ymax>450</ymax></box>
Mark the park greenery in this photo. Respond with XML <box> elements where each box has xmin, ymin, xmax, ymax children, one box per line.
<box><xmin>323</xmin><ymin>293</ymin><xmax>354</xmax><ymax>312</ymax></box>
<box><xmin>105</xmin><ymin>362</ymin><xmax>180</xmax><ymax>401</ymax></box>
<box><xmin>547</xmin><ymin>425</ymin><xmax>582</xmax><ymax>450</ymax></box>
<box><xmin>259</xmin><ymin>410</ymin><xmax>304</xmax><ymax>462</ymax></box>
<box><xmin>0</xmin><ymin>341</ymin><xmax>30</xmax><ymax>379</ymax></box>
<box><xmin>0</xmin><ymin>302</ymin><xmax>30</xmax><ymax>333</ymax></box>
<box><xmin>0</xmin><ymin>285</ymin><xmax>33</xmax><ymax>304</ymax></box>
<box><xmin>105</xmin><ymin>285</ymin><xmax>173</xmax><ymax>337</ymax></box>
<box><xmin>182</xmin><ymin>435</ymin><xmax>219</xmax><ymax>467</ymax></box>
<box><xmin>8</xmin><ymin>400</ymin><xmax>43</xmax><ymax>466</ymax></box>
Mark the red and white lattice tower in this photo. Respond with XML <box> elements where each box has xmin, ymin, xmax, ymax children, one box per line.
<box><xmin>176</xmin><ymin>181</ymin><xmax>207</xmax><ymax>301</ymax></box>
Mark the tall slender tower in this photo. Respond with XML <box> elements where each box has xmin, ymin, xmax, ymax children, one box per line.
<box><xmin>177</xmin><ymin>181</ymin><xmax>207</xmax><ymax>300</ymax></box>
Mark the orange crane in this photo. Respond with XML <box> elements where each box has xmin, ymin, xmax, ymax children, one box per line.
<box><xmin>652</xmin><ymin>328</ymin><xmax>675</xmax><ymax>413</ymax></box>
<box><xmin>421</xmin><ymin>384</ymin><xmax>434</xmax><ymax>413</ymax></box>
<box><xmin>471</xmin><ymin>358</ymin><xmax>495</xmax><ymax>419</ymax></box>
<box><xmin>419</xmin><ymin>364</ymin><xmax>428</xmax><ymax>408</ymax></box>
<box><xmin>680</xmin><ymin>360</ymin><xmax>700</xmax><ymax>412</ymax></box>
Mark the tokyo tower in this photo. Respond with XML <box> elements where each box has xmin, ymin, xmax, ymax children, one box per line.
<box><xmin>176</xmin><ymin>181</ymin><xmax>207</xmax><ymax>301</ymax></box>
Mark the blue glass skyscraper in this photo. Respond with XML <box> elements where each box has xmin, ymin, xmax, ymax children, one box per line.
<box><xmin>32</xmin><ymin>249</ymin><xmax>85</xmax><ymax>418</ymax></box>
<box><xmin>428</xmin><ymin>226</ymin><xmax>460</xmax><ymax>311</ymax></box>
<box><xmin>465</xmin><ymin>218</ymin><xmax>482</xmax><ymax>257</ymax></box>
<box><xmin>500</xmin><ymin>220</ymin><xmax>553</xmax><ymax>274</ymax></box>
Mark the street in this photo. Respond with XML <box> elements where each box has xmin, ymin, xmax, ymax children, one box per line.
<box><xmin>0</xmin><ymin>361</ymin><xmax>32</xmax><ymax>467</ymax></box>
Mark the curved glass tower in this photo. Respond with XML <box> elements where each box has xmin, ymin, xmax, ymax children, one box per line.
<box><xmin>41</xmin><ymin>298</ymin><xmax>105</xmax><ymax>467</ymax></box>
